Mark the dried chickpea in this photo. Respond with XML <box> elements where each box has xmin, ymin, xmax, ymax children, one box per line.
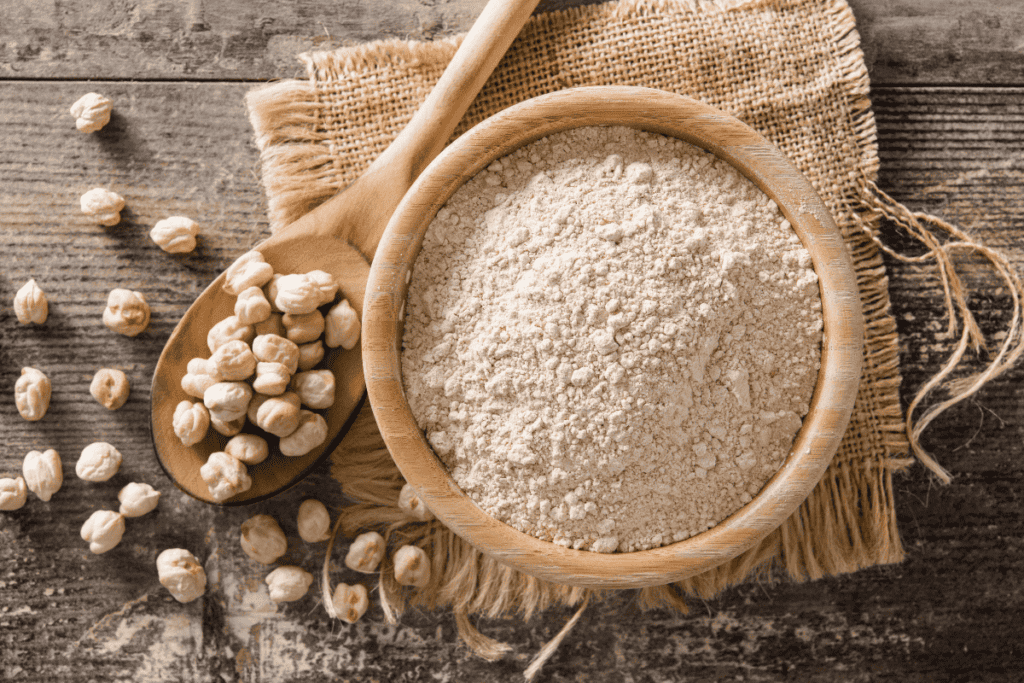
<box><xmin>240</xmin><ymin>514</ymin><xmax>288</xmax><ymax>564</ymax></box>
<box><xmin>150</xmin><ymin>216</ymin><xmax>199</xmax><ymax>253</ymax></box>
<box><xmin>210</xmin><ymin>339</ymin><xmax>257</xmax><ymax>381</ymax></box>
<box><xmin>207</xmin><ymin>316</ymin><xmax>254</xmax><ymax>353</ymax></box>
<box><xmin>325</xmin><ymin>299</ymin><xmax>360</xmax><ymax>350</ymax></box>
<box><xmin>282</xmin><ymin>310</ymin><xmax>324</xmax><ymax>344</ymax></box>
<box><xmin>80</xmin><ymin>188</ymin><xmax>125</xmax><ymax>226</ymax></box>
<box><xmin>296</xmin><ymin>499</ymin><xmax>330</xmax><ymax>543</ymax></box>
<box><xmin>253</xmin><ymin>362</ymin><xmax>290</xmax><ymax>396</ymax></box>
<box><xmin>76</xmin><ymin>442</ymin><xmax>122</xmax><ymax>482</ymax></box>
<box><xmin>265</xmin><ymin>565</ymin><xmax>313</xmax><ymax>603</ymax></box>
<box><xmin>331</xmin><ymin>583</ymin><xmax>369</xmax><ymax>624</ymax></box>
<box><xmin>80</xmin><ymin>510</ymin><xmax>125</xmax><ymax>554</ymax></box>
<box><xmin>224</xmin><ymin>434</ymin><xmax>269</xmax><ymax>465</ymax></box>
<box><xmin>0</xmin><ymin>477</ymin><xmax>28</xmax><ymax>511</ymax></box>
<box><xmin>223</xmin><ymin>251</ymin><xmax>274</xmax><ymax>296</ymax></box>
<box><xmin>273</xmin><ymin>274</ymin><xmax>320</xmax><ymax>314</ymax></box>
<box><xmin>234</xmin><ymin>286</ymin><xmax>272</xmax><ymax>326</ymax></box>
<box><xmin>279</xmin><ymin>410</ymin><xmax>327</xmax><ymax>457</ymax></box>
<box><xmin>306</xmin><ymin>270</ymin><xmax>339</xmax><ymax>306</ymax></box>
<box><xmin>254</xmin><ymin>392</ymin><xmax>301</xmax><ymax>437</ymax></box>
<box><xmin>254</xmin><ymin>312</ymin><xmax>286</xmax><ymax>337</ymax></box>
<box><xmin>14</xmin><ymin>279</ymin><xmax>48</xmax><ymax>325</ymax></box>
<box><xmin>199</xmin><ymin>451</ymin><xmax>252</xmax><ymax>502</ymax></box>
<box><xmin>22</xmin><ymin>449</ymin><xmax>62</xmax><ymax>502</ymax></box>
<box><xmin>289</xmin><ymin>370</ymin><xmax>335</xmax><ymax>410</ymax></box>
<box><xmin>90</xmin><ymin>368</ymin><xmax>130</xmax><ymax>410</ymax></box>
<box><xmin>15</xmin><ymin>367</ymin><xmax>51</xmax><ymax>421</ymax></box>
<box><xmin>103</xmin><ymin>288</ymin><xmax>150</xmax><ymax>337</ymax></box>
<box><xmin>118</xmin><ymin>482</ymin><xmax>161</xmax><ymax>517</ymax></box>
<box><xmin>251</xmin><ymin>334</ymin><xmax>299</xmax><ymax>374</ymax></box>
<box><xmin>398</xmin><ymin>483</ymin><xmax>434</xmax><ymax>522</ymax></box>
<box><xmin>70</xmin><ymin>93</ymin><xmax>112</xmax><ymax>133</ymax></box>
<box><xmin>344</xmin><ymin>531</ymin><xmax>385</xmax><ymax>573</ymax></box>
<box><xmin>247</xmin><ymin>393</ymin><xmax>268</xmax><ymax>424</ymax></box>
<box><xmin>157</xmin><ymin>548</ymin><xmax>206</xmax><ymax>603</ymax></box>
<box><xmin>297</xmin><ymin>340</ymin><xmax>325</xmax><ymax>371</ymax></box>
<box><xmin>181</xmin><ymin>358</ymin><xmax>221</xmax><ymax>398</ymax></box>
<box><xmin>393</xmin><ymin>544</ymin><xmax>431</xmax><ymax>588</ymax></box>
<box><xmin>173</xmin><ymin>400</ymin><xmax>210</xmax><ymax>447</ymax></box>
<box><xmin>210</xmin><ymin>413</ymin><xmax>245</xmax><ymax>437</ymax></box>
<box><xmin>203</xmin><ymin>381</ymin><xmax>252</xmax><ymax>422</ymax></box>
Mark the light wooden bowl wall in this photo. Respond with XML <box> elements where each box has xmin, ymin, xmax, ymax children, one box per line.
<box><xmin>363</xmin><ymin>86</ymin><xmax>864</xmax><ymax>589</ymax></box>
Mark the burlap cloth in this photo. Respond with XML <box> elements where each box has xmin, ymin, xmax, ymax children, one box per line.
<box><xmin>245</xmin><ymin>0</ymin><xmax>1023</xmax><ymax>676</ymax></box>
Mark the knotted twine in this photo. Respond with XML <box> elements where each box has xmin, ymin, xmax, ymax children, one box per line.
<box><xmin>245</xmin><ymin>0</ymin><xmax>1024</xmax><ymax>676</ymax></box>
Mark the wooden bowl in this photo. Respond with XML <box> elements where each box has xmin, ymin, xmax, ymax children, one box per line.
<box><xmin>363</xmin><ymin>86</ymin><xmax>863</xmax><ymax>589</ymax></box>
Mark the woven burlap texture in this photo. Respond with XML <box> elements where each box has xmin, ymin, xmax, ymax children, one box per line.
<box><xmin>246</xmin><ymin>0</ymin><xmax>915</xmax><ymax>665</ymax></box>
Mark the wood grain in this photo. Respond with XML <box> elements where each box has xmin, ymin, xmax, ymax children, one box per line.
<box><xmin>2</xmin><ymin>1</ymin><xmax>1023</xmax><ymax>85</ymax></box>
<box><xmin>2</xmin><ymin>2</ymin><xmax>1024</xmax><ymax>681</ymax></box>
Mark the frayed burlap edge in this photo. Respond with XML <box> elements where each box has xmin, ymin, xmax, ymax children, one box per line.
<box><xmin>245</xmin><ymin>0</ymin><xmax>1024</xmax><ymax>677</ymax></box>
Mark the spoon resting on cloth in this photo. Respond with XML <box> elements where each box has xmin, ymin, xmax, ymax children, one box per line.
<box><xmin>151</xmin><ymin>0</ymin><xmax>541</xmax><ymax>504</ymax></box>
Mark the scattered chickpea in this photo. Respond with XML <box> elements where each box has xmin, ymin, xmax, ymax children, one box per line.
<box><xmin>90</xmin><ymin>368</ymin><xmax>130</xmax><ymax>410</ymax></box>
<box><xmin>199</xmin><ymin>451</ymin><xmax>252</xmax><ymax>502</ymax></box>
<box><xmin>265</xmin><ymin>565</ymin><xmax>313</xmax><ymax>603</ymax></box>
<box><xmin>393</xmin><ymin>544</ymin><xmax>431</xmax><ymax>588</ymax></box>
<box><xmin>69</xmin><ymin>93</ymin><xmax>112</xmax><ymax>133</ymax></box>
<box><xmin>210</xmin><ymin>413</ymin><xmax>246</xmax><ymax>437</ymax></box>
<box><xmin>80</xmin><ymin>510</ymin><xmax>125</xmax><ymax>554</ymax></box>
<box><xmin>296</xmin><ymin>499</ymin><xmax>331</xmax><ymax>543</ymax></box>
<box><xmin>279</xmin><ymin>410</ymin><xmax>327</xmax><ymax>457</ymax></box>
<box><xmin>210</xmin><ymin>339</ymin><xmax>257</xmax><ymax>381</ymax></box>
<box><xmin>150</xmin><ymin>216</ymin><xmax>199</xmax><ymax>253</ymax></box>
<box><xmin>252</xmin><ymin>362</ymin><xmax>291</xmax><ymax>396</ymax></box>
<box><xmin>13</xmin><ymin>279</ymin><xmax>48</xmax><ymax>325</ymax></box>
<box><xmin>289</xmin><ymin>370</ymin><xmax>335</xmax><ymax>410</ymax></box>
<box><xmin>325</xmin><ymin>299</ymin><xmax>360</xmax><ymax>350</ymax></box>
<box><xmin>283</xmin><ymin>310</ymin><xmax>325</xmax><ymax>344</ymax></box>
<box><xmin>331</xmin><ymin>583</ymin><xmax>369</xmax><ymax>624</ymax></box>
<box><xmin>157</xmin><ymin>548</ymin><xmax>207</xmax><ymax>603</ymax></box>
<box><xmin>251</xmin><ymin>334</ymin><xmax>299</xmax><ymax>374</ymax></box>
<box><xmin>207</xmin><ymin>316</ymin><xmax>255</xmax><ymax>353</ymax></box>
<box><xmin>223</xmin><ymin>251</ymin><xmax>274</xmax><ymax>296</ymax></box>
<box><xmin>344</xmin><ymin>531</ymin><xmax>385</xmax><ymax>574</ymax></box>
<box><xmin>80</xmin><ymin>188</ymin><xmax>125</xmax><ymax>226</ymax></box>
<box><xmin>103</xmin><ymin>288</ymin><xmax>150</xmax><ymax>337</ymax></box>
<box><xmin>296</xmin><ymin>340</ymin><xmax>325</xmax><ymax>371</ymax></box>
<box><xmin>240</xmin><ymin>514</ymin><xmax>288</xmax><ymax>564</ymax></box>
<box><xmin>305</xmin><ymin>270</ymin><xmax>339</xmax><ymax>306</ymax></box>
<box><xmin>173</xmin><ymin>400</ymin><xmax>210</xmax><ymax>447</ymax></box>
<box><xmin>118</xmin><ymin>482</ymin><xmax>161</xmax><ymax>517</ymax></box>
<box><xmin>203</xmin><ymin>381</ymin><xmax>253</xmax><ymax>422</ymax></box>
<box><xmin>0</xmin><ymin>477</ymin><xmax>28</xmax><ymax>511</ymax></box>
<box><xmin>76</xmin><ymin>442</ymin><xmax>123</xmax><ymax>482</ymax></box>
<box><xmin>398</xmin><ymin>483</ymin><xmax>434</xmax><ymax>522</ymax></box>
<box><xmin>254</xmin><ymin>392</ymin><xmax>301</xmax><ymax>438</ymax></box>
<box><xmin>22</xmin><ymin>449</ymin><xmax>63</xmax><ymax>502</ymax></box>
<box><xmin>273</xmin><ymin>273</ymin><xmax>321</xmax><ymax>314</ymax></box>
<box><xmin>234</xmin><ymin>286</ymin><xmax>272</xmax><ymax>326</ymax></box>
<box><xmin>181</xmin><ymin>358</ymin><xmax>221</xmax><ymax>398</ymax></box>
<box><xmin>224</xmin><ymin>434</ymin><xmax>269</xmax><ymax>465</ymax></box>
<box><xmin>15</xmin><ymin>367</ymin><xmax>51</xmax><ymax>421</ymax></box>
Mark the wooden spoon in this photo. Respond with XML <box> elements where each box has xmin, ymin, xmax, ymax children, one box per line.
<box><xmin>150</xmin><ymin>0</ymin><xmax>540</xmax><ymax>504</ymax></box>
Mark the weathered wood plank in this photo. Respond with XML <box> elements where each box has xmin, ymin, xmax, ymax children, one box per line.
<box><xmin>2</xmin><ymin>83</ymin><xmax>1024</xmax><ymax>681</ymax></box>
<box><xmin>1</xmin><ymin>0</ymin><xmax>1023</xmax><ymax>85</ymax></box>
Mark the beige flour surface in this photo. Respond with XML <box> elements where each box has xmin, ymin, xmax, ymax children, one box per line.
<box><xmin>402</xmin><ymin>127</ymin><xmax>822</xmax><ymax>552</ymax></box>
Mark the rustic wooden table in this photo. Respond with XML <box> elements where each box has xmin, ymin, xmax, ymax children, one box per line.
<box><xmin>2</xmin><ymin>1</ymin><xmax>1022</xmax><ymax>681</ymax></box>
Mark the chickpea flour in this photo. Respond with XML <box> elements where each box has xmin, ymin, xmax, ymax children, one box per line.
<box><xmin>402</xmin><ymin>127</ymin><xmax>822</xmax><ymax>553</ymax></box>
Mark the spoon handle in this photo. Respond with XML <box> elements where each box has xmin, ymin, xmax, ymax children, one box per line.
<box><xmin>286</xmin><ymin>0</ymin><xmax>541</xmax><ymax>258</ymax></box>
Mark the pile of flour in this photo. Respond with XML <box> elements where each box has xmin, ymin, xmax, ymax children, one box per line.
<box><xmin>401</xmin><ymin>127</ymin><xmax>822</xmax><ymax>553</ymax></box>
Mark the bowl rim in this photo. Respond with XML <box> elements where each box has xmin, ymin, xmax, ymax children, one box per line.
<box><xmin>362</xmin><ymin>85</ymin><xmax>863</xmax><ymax>589</ymax></box>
